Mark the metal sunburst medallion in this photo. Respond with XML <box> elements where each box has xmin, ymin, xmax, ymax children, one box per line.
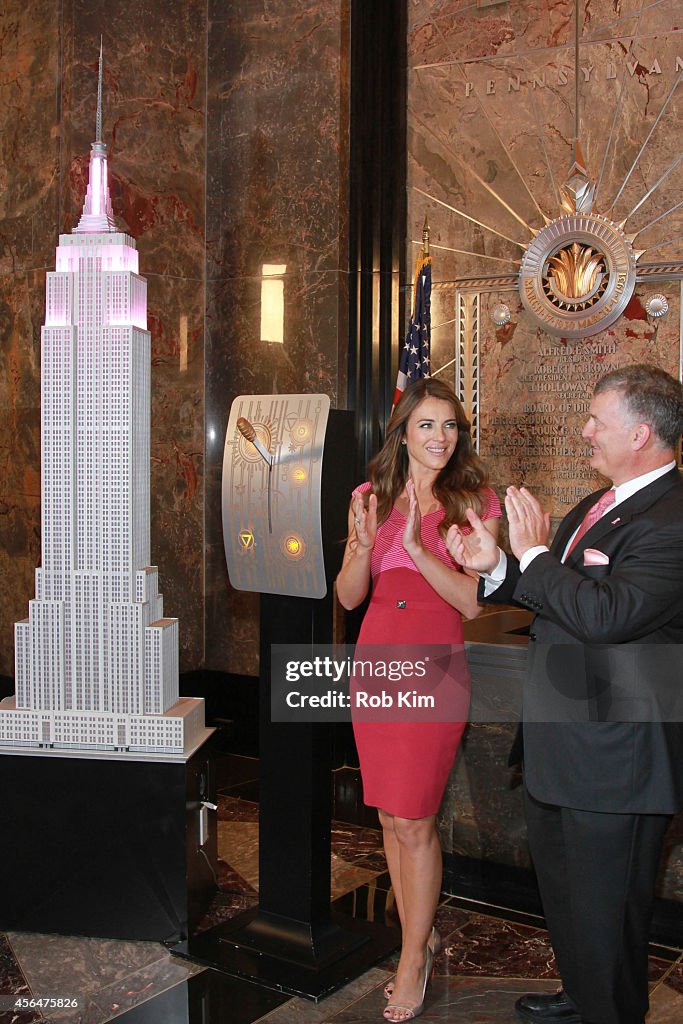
<box><xmin>519</xmin><ymin>151</ymin><xmax>638</xmax><ymax>339</ymax></box>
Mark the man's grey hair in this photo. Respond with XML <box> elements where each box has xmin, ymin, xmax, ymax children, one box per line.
<box><xmin>595</xmin><ymin>363</ymin><xmax>683</xmax><ymax>450</ymax></box>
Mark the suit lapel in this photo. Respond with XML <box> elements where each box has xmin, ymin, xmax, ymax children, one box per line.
<box><xmin>551</xmin><ymin>489</ymin><xmax>609</xmax><ymax>558</ymax></box>
<box><xmin>563</xmin><ymin>467</ymin><xmax>682</xmax><ymax>565</ymax></box>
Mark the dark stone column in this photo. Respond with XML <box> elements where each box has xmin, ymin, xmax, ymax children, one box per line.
<box><xmin>348</xmin><ymin>0</ymin><xmax>407</xmax><ymax>480</ymax></box>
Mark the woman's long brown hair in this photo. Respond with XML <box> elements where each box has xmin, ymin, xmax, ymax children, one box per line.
<box><xmin>363</xmin><ymin>379</ymin><xmax>492</xmax><ymax>535</ymax></box>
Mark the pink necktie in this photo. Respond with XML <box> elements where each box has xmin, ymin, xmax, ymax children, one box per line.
<box><xmin>565</xmin><ymin>488</ymin><xmax>616</xmax><ymax>558</ymax></box>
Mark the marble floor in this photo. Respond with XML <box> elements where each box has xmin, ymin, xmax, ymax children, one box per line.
<box><xmin>1</xmin><ymin>755</ymin><xmax>681</xmax><ymax>1024</ymax></box>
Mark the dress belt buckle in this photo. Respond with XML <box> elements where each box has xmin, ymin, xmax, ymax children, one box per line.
<box><xmin>396</xmin><ymin>600</ymin><xmax>406</xmax><ymax>609</ymax></box>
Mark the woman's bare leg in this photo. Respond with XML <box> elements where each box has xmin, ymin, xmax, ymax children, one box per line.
<box><xmin>379</xmin><ymin>812</ymin><xmax>441</xmax><ymax>1021</ymax></box>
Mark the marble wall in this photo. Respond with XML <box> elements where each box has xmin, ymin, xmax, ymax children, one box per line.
<box><xmin>0</xmin><ymin>3</ymin><xmax>60</xmax><ymax>679</ymax></box>
<box><xmin>0</xmin><ymin>0</ymin><xmax>349</xmax><ymax>679</ymax></box>
<box><xmin>203</xmin><ymin>0</ymin><xmax>350</xmax><ymax>674</ymax></box>
<box><xmin>407</xmin><ymin>0</ymin><xmax>683</xmax><ymax>903</ymax></box>
<box><xmin>408</xmin><ymin>0</ymin><xmax>683</xmax><ymax>386</ymax></box>
<box><xmin>478</xmin><ymin>283</ymin><xmax>681</xmax><ymax>525</ymax></box>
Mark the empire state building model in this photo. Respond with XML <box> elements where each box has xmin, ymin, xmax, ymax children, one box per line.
<box><xmin>0</xmin><ymin>58</ymin><xmax>206</xmax><ymax>756</ymax></box>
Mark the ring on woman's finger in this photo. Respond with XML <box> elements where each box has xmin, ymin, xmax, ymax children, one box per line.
<box><xmin>354</xmin><ymin>518</ymin><xmax>361</xmax><ymax>525</ymax></box>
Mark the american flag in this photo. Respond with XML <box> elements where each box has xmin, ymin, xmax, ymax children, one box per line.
<box><xmin>393</xmin><ymin>258</ymin><xmax>431</xmax><ymax>408</ymax></box>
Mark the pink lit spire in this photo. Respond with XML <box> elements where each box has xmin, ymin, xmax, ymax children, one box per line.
<box><xmin>74</xmin><ymin>40</ymin><xmax>118</xmax><ymax>233</ymax></box>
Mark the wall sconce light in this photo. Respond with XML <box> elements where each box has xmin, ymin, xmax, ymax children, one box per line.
<box><xmin>491</xmin><ymin>303</ymin><xmax>511</xmax><ymax>326</ymax></box>
<box><xmin>179</xmin><ymin>314</ymin><xmax>188</xmax><ymax>372</ymax></box>
<box><xmin>260</xmin><ymin>263</ymin><xmax>287</xmax><ymax>343</ymax></box>
<box><xmin>645</xmin><ymin>294</ymin><xmax>669</xmax><ymax>318</ymax></box>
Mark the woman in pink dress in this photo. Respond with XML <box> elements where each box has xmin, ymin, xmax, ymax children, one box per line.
<box><xmin>336</xmin><ymin>379</ymin><xmax>500</xmax><ymax>1022</ymax></box>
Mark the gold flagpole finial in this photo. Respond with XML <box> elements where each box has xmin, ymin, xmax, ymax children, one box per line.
<box><xmin>422</xmin><ymin>213</ymin><xmax>430</xmax><ymax>259</ymax></box>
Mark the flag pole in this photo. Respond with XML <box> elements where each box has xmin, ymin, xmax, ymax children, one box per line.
<box><xmin>422</xmin><ymin>212</ymin><xmax>430</xmax><ymax>260</ymax></box>
<box><xmin>393</xmin><ymin>212</ymin><xmax>433</xmax><ymax>410</ymax></box>
<box><xmin>410</xmin><ymin>215</ymin><xmax>431</xmax><ymax>317</ymax></box>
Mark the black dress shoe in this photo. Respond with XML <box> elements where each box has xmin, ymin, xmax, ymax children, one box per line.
<box><xmin>514</xmin><ymin>990</ymin><xmax>582</xmax><ymax>1023</ymax></box>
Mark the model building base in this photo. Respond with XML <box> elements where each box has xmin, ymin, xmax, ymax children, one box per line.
<box><xmin>0</xmin><ymin>695</ymin><xmax>208</xmax><ymax>758</ymax></box>
<box><xmin>0</xmin><ymin>735</ymin><xmax>217</xmax><ymax>942</ymax></box>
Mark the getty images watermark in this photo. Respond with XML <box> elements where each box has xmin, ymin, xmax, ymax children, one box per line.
<box><xmin>271</xmin><ymin>644</ymin><xmax>471</xmax><ymax>723</ymax></box>
<box><xmin>270</xmin><ymin>643</ymin><xmax>683</xmax><ymax>724</ymax></box>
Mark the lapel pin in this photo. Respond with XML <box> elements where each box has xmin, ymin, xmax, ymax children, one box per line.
<box><xmin>611</xmin><ymin>517</ymin><xmax>621</xmax><ymax>525</ymax></box>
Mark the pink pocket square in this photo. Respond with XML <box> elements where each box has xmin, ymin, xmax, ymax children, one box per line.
<box><xmin>583</xmin><ymin>548</ymin><xmax>610</xmax><ymax>566</ymax></box>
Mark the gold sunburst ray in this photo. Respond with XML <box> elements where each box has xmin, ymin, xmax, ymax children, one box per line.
<box><xmin>430</xmin><ymin>357</ymin><xmax>457</xmax><ymax>378</ymax></box>
<box><xmin>411</xmin><ymin>110</ymin><xmax>539</xmax><ymax>236</ymax></box>
<box><xmin>412</xmin><ymin>240</ymin><xmax>520</xmax><ymax>266</ymax></box>
<box><xmin>594</xmin><ymin>0</ymin><xmax>649</xmax><ymax>206</ymax></box>
<box><xmin>628</xmin><ymin>198</ymin><xmax>683</xmax><ymax>242</ymax></box>
<box><xmin>429</xmin><ymin>317</ymin><xmax>457</xmax><ymax>332</ymax></box>
<box><xmin>606</xmin><ymin>71</ymin><xmax>683</xmax><ymax>215</ymax></box>
<box><xmin>413</xmin><ymin>187</ymin><xmax>527</xmax><ymax>250</ymax></box>
<box><xmin>640</xmin><ymin>233</ymin><xmax>683</xmax><ymax>256</ymax></box>
<box><xmin>413</xmin><ymin>62</ymin><xmax>552</xmax><ymax>228</ymax></box>
<box><xmin>620</xmin><ymin>151</ymin><xmax>683</xmax><ymax>226</ymax></box>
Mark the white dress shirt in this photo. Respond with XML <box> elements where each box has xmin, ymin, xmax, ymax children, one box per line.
<box><xmin>483</xmin><ymin>460</ymin><xmax>677</xmax><ymax>593</ymax></box>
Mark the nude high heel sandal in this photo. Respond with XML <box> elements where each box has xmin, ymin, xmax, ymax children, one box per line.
<box><xmin>383</xmin><ymin>927</ymin><xmax>440</xmax><ymax>1001</ymax></box>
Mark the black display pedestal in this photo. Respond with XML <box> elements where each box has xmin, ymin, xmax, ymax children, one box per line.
<box><xmin>0</xmin><ymin>737</ymin><xmax>217</xmax><ymax>943</ymax></box>
<box><xmin>172</xmin><ymin>593</ymin><xmax>399</xmax><ymax>1001</ymax></box>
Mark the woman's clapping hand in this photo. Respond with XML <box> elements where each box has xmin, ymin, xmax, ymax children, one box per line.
<box><xmin>353</xmin><ymin>491</ymin><xmax>378</xmax><ymax>550</ymax></box>
<box><xmin>402</xmin><ymin>479</ymin><xmax>424</xmax><ymax>559</ymax></box>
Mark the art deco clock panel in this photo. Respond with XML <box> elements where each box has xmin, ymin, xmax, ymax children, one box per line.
<box><xmin>222</xmin><ymin>394</ymin><xmax>331</xmax><ymax>598</ymax></box>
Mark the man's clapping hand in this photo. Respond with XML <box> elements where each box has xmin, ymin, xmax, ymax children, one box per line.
<box><xmin>446</xmin><ymin>508</ymin><xmax>500</xmax><ymax>574</ymax></box>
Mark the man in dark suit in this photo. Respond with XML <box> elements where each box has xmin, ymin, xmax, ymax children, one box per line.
<box><xmin>447</xmin><ymin>364</ymin><xmax>683</xmax><ymax>1024</ymax></box>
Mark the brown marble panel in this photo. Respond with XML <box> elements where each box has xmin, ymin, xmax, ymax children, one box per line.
<box><xmin>5</xmin><ymin>931</ymin><xmax>202</xmax><ymax>1024</ymax></box>
<box><xmin>567</xmin><ymin>35</ymin><xmax>683</xmax><ymax>234</ymax></box>
<box><xmin>580</xmin><ymin>0</ymin><xmax>649</xmax><ymax>43</ymax></box>
<box><xmin>147</xmin><ymin>272</ymin><xmax>205</xmax><ymax>669</ymax></box>
<box><xmin>66</xmin><ymin>2</ymin><xmax>206</xmax><ymax>238</ymax></box>
<box><xmin>0</xmin><ymin>933</ymin><xmax>35</xmax><ymax>1024</ymax></box>
<box><xmin>206</xmin><ymin>0</ymin><xmax>347</xmax><ymax>281</ymax></box>
<box><xmin>659</xmin><ymin>815</ymin><xmax>683</xmax><ymax>906</ymax></box>
<box><xmin>0</xmin><ymin>271</ymin><xmax>43</xmax><ymax>677</ymax></box>
<box><xmin>478</xmin><ymin>282</ymin><xmax>680</xmax><ymax>520</ymax></box>
<box><xmin>204</xmin><ymin>1</ymin><xmax>349</xmax><ymax>676</ymax></box>
<box><xmin>0</xmin><ymin>2</ymin><xmax>60</xmax><ymax>679</ymax></box>
<box><xmin>217</xmin><ymin>794</ymin><xmax>260</xmax><ymax>822</ymax></box>
<box><xmin>409</xmin><ymin>0</ymin><xmax>656</xmax><ymax>68</ymax></box>
<box><xmin>216</xmin><ymin>856</ymin><xmax>258</xmax><ymax>895</ymax></box>
<box><xmin>409</xmin><ymin>1</ymin><xmax>522</xmax><ymax>66</ymax></box>
<box><xmin>649</xmin><ymin>979</ymin><xmax>683</xmax><ymax>1024</ymax></box>
<box><xmin>331</xmin><ymin>823</ymin><xmax>387</xmax><ymax>870</ymax></box>
<box><xmin>441</xmin><ymin>912</ymin><xmax>558</xmax><ymax>979</ymax></box>
<box><xmin>439</xmin><ymin>723</ymin><xmax>529</xmax><ymax>867</ymax></box>
<box><xmin>194</xmin><ymin>890</ymin><xmax>259</xmax><ymax>935</ymax></box>
<box><xmin>660</xmin><ymin>959</ymin><xmax>683</xmax><ymax>996</ymax></box>
<box><xmin>252</xmin><ymin>967</ymin><xmax>392</xmax><ymax>1024</ymax></box>
<box><xmin>216</xmin><ymin>820</ymin><xmax>260</xmax><ymax>889</ymax></box>
<box><xmin>0</xmin><ymin>3</ymin><xmax>61</xmax><ymax>275</ymax></box>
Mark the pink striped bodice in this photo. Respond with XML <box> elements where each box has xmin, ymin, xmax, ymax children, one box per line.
<box><xmin>352</xmin><ymin>482</ymin><xmax>502</xmax><ymax>580</ymax></box>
